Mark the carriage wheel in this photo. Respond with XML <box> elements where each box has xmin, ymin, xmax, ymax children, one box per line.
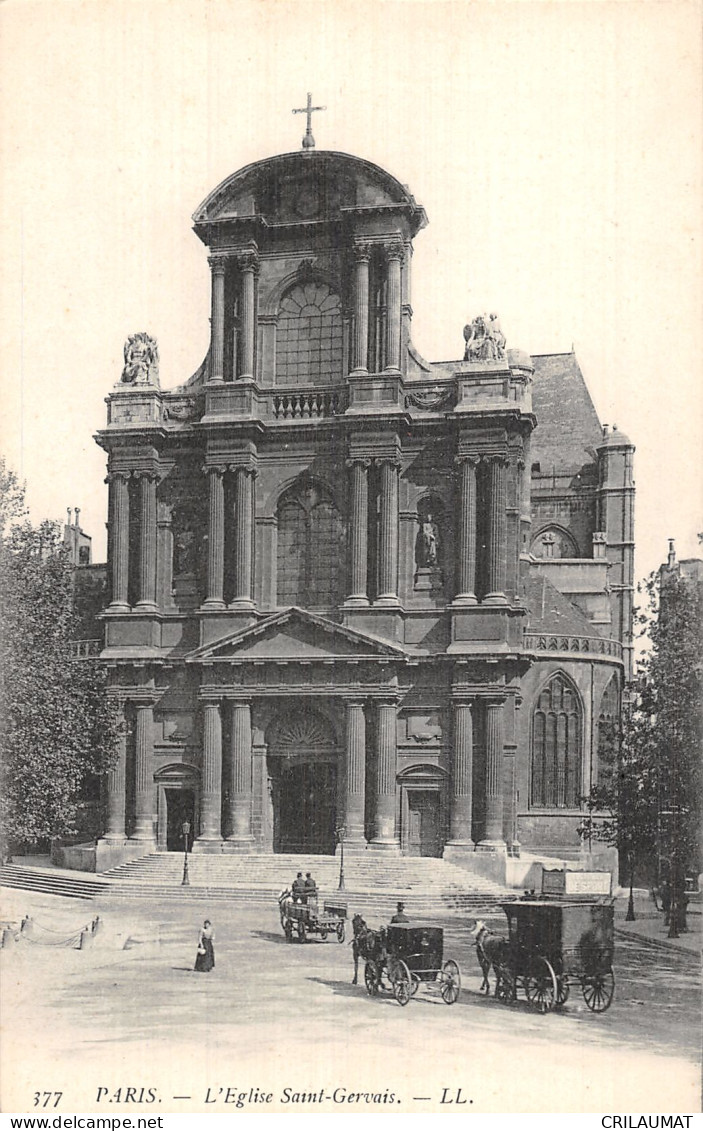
<box><xmin>556</xmin><ymin>976</ymin><xmax>570</xmax><ymax>1006</ymax></box>
<box><xmin>364</xmin><ymin>960</ymin><xmax>380</xmax><ymax>997</ymax></box>
<box><xmin>525</xmin><ymin>958</ymin><xmax>558</xmax><ymax>1013</ymax></box>
<box><xmin>582</xmin><ymin>969</ymin><xmax>615</xmax><ymax>1013</ymax></box>
<box><xmin>440</xmin><ymin>960</ymin><xmax>461</xmax><ymax>1005</ymax></box>
<box><xmin>284</xmin><ymin>920</ymin><xmax>293</xmax><ymax>943</ymax></box>
<box><xmin>393</xmin><ymin>960</ymin><xmax>413</xmax><ymax>1007</ymax></box>
<box><xmin>336</xmin><ymin>921</ymin><xmax>346</xmax><ymax>943</ymax></box>
<box><xmin>297</xmin><ymin>920</ymin><xmax>306</xmax><ymax>943</ymax></box>
<box><xmin>495</xmin><ymin>966</ymin><xmax>517</xmax><ymax>1004</ymax></box>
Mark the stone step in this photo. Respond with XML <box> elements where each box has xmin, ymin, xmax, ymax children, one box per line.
<box><xmin>0</xmin><ymin>865</ymin><xmax>110</xmax><ymax>901</ymax></box>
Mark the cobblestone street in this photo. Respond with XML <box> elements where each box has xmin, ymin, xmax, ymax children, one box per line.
<box><xmin>1</xmin><ymin>891</ymin><xmax>699</xmax><ymax>1114</ymax></box>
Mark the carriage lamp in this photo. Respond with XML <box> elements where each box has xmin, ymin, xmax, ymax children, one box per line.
<box><xmin>336</xmin><ymin>825</ymin><xmax>346</xmax><ymax>891</ymax></box>
<box><xmin>181</xmin><ymin>820</ymin><xmax>191</xmax><ymax>887</ymax></box>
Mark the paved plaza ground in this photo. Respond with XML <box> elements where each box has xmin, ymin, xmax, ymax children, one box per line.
<box><xmin>1</xmin><ymin>887</ymin><xmax>700</xmax><ymax>1115</ymax></box>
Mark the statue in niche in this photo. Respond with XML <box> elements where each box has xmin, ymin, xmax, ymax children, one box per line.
<box><xmin>463</xmin><ymin>312</ymin><xmax>506</xmax><ymax>362</ymax></box>
<box><xmin>172</xmin><ymin>514</ymin><xmax>198</xmax><ymax>576</ymax></box>
<box><xmin>416</xmin><ymin>513</ymin><xmax>441</xmax><ymax>569</ymax></box>
<box><xmin>121</xmin><ymin>332</ymin><xmax>160</xmax><ymax>386</ymax></box>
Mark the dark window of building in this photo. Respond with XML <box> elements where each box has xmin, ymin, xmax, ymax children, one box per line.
<box><xmin>531</xmin><ymin>673</ymin><xmax>582</xmax><ymax>808</ymax></box>
<box><xmin>276</xmin><ymin>481</ymin><xmax>344</xmax><ymax>607</ymax></box>
<box><xmin>276</xmin><ymin>282</ymin><xmax>343</xmax><ymax>386</ymax></box>
<box><xmin>597</xmin><ymin>676</ymin><xmax>620</xmax><ymax>784</ymax></box>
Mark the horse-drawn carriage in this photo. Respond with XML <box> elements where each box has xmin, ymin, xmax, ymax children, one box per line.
<box><xmin>278</xmin><ymin>891</ymin><xmax>347</xmax><ymax>943</ymax></box>
<box><xmin>476</xmin><ymin>900</ymin><xmax>615</xmax><ymax>1014</ymax></box>
<box><xmin>361</xmin><ymin>922</ymin><xmax>461</xmax><ymax>1007</ymax></box>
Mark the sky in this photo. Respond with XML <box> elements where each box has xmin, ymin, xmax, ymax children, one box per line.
<box><xmin>1</xmin><ymin>0</ymin><xmax>701</xmax><ymax>583</ymax></box>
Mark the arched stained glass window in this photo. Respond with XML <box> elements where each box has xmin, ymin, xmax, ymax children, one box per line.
<box><xmin>276</xmin><ymin>481</ymin><xmax>345</xmax><ymax>607</ymax></box>
<box><xmin>597</xmin><ymin>677</ymin><xmax>620</xmax><ymax>784</ymax></box>
<box><xmin>531</xmin><ymin>673</ymin><xmax>582</xmax><ymax>808</ymax></box>
<box><xmin>276</xmin><ymin>282</ymin><xmax>343</xmax><ymax>386</ymax></box>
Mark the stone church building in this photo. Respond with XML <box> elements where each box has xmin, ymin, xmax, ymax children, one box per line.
<box><xmin>93</xmin><ymin>142</ymin><xmax>634</xmax><ymax>879</ymax></box>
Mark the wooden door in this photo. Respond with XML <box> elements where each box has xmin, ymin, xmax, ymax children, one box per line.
<box><xmin>406</xmin><ymin>790</ymin><xmax>442</xmax><ymax>857</ymax></box>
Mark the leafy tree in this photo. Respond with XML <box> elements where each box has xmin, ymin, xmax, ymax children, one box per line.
<box><xmin>579</xmin><ymin>561</ymin><xmax>703</xmax><ymax>929</ymax></box>
<box><xmin>0</xmin><ymin>459</ymin><xmax>118</xmax><ymax>853</ymax></box>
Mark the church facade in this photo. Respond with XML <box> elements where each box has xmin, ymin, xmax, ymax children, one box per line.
<box><xmin>94</xmin><ymin>145</ymin><xmax>634</xmax><ymax>877</ymax></box>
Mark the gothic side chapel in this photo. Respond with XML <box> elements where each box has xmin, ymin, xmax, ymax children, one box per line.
<box><xmin>93</xmin><ymin>107</ymin><xmax>633</xmax><ymax>879</ymax></box>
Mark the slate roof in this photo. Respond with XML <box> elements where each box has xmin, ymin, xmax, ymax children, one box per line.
<box><xmin>525</xmin><ymin>571</ymin><xmax>604</xmax><ymax>638</ymax></box>
<box><xmin>531</xmin><ymin>353</ymin><xmax>603</xmax><ymax>471</ymax></box>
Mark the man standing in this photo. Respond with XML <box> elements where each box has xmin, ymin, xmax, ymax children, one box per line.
<box><xmin>292</xmin><ymin>872</ymin><xmax>305</xmax><ymax>903</ymax></box>
<box><xmin>390</xmin><ymin>901</ymin><xmax>409</xmax><ymax>923</ymax></box>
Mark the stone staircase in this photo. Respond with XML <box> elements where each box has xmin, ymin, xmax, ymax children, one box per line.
<box><xmin>100</xmin><ymin>852</ymin><xmax>511</xmax><ymax>915</ymax></box>
<box><xmin>1</xmin><ymin>853</ymin><xmax>512</xmax><ymax>916</ymax></box>
<box><xmin>0</xmin><ymin>863</ymin><xmax>111</xmax><ymax>901</ymax></box>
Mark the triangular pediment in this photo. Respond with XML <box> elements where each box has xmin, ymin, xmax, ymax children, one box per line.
<box><xmin>186</xmin><ymin>608</ymin><xmax>405</xmax><ymax>664</ymax></box>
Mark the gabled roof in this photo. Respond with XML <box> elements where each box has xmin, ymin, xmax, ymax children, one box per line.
<box><xmin>186</xmin><ymin>607</ymin><xmax>406</xmax><ymax>663</ymax></box>
<box><xmin>525</xmin><ymin>571</ymin><xmax>604</xmax><ymax>638</ymax></box>
<box><xmin>531</xmin><ymin>353</ymin><xmax>603</xmax><ymax>471</ymax></box>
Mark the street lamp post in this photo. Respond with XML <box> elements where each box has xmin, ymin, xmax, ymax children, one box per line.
<box><xmin>181</xmin><ymin>820</ymin><xmax>191</xmax><ymax>887</ymax></box>
<box><xmin>336</xmin><ymin>825</ymin><xmax>346</xmax><ymax>891</ymax></box>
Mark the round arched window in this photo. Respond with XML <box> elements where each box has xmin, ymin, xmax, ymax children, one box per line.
<box><xmin>276</xmin><ymin>282</ymin><xmax>343</xmax><ymax>386</ymax></box>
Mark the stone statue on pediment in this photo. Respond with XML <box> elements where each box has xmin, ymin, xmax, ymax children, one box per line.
<box><xmin>463</xmin><ymin>312</ymin><xmax>506</xmax><ymax>361</ymax></box>
<box><xmin>121</xmin><ymin>332</ymin><xmax>160</xmax><ymax>386</ymax></box>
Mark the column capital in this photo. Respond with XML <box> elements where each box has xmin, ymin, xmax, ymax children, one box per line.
<box><xmin>236</xmin><ymin>250</ymin><xmax>260</xmax><ymax>274</ymax></box>
<box><xmin>454</xmin><ymin>454</ymin><xmax>480</xmax><ymax>469</ymax></box>
<box><xmin>345</xmin><ymin>456</ymin><xmax>372</xmax><ymax>471</ymax></box>
<box><xmin>343</xmin><ymin>696</ymin><xmax>367</xmax><ymax>709</ymax></box>
<box><xmin>199</xmin><ymin>694</ymin><xmax>224</xmax><ymax>707</ymax></box>
<box><xmin>105</xmin><ymin>469</ymin><xmax>132</xmax><ymax>484</ymax></box>
<box><xmin>383</xmin><ymin>238</ymin><xmax>405</xmax><ymax>263</ymax></box>
<box><xmin>132</xmin><ymin>468</ymin><xmax>160</xmax><ymax>482</ymax></box>
<box><xmin>208</xmin><ymin>255</ymin><xmax>227</xmax><ymax>276</ymax></box>
<box><xmin>202</xmin><ymin>463</ymin><xmax>228</xmax><ymax>477</ymax></box>
<box><xmin>451</xmin><ymin>693</ymin><xmax>476</xmax><ymax>708</ymax></box>
<box><xmin>353</xmin><ymin>241</ymin><xmax>372</xmax><ymax>263</ymax></box>
<box><xmin>484</xmin><ymin>452</ymin><xmax>510</xmax><ymax>468</ymax></box>
<box><xmin>375</xmin><ymin>454</ymin><xmax>402</xmax><ymax>471</ymax></box>
<box><xmin>228</xmin><ymin>462</ymin><xmax>257</xmax><ymax>478</ymax></box>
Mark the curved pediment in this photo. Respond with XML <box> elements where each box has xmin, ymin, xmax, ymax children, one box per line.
<box><xmin>193</xmin><ymin>150</ymin><xmax>427</xmax><ymax>234</ymax></box>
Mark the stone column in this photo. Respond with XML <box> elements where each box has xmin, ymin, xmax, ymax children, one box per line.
<box><xmin>482</xmin><ymin>699</ymin><xmax>505</xmax><ymax>844</ymax></box>
<box><xmin>384</xmin><ymin>240</ymin><xmax>404</xmax><ymax>372</ymax></box>
<box><xmin>351</xmin><ymin>243</ymin><xmax>370</xmax><ymax>374</ymax></box>
<box><xmin>346</xmin><ymin>458</ymin><xmax>370</xmax><ymax>604</ymax></box>
<box><xmin>448</xmin><ymin>699</ymin><xmax>474</xmax><ymax>844</ymax></box>
<box><xmin>104</xmin><ymin>700</ymin><xmax>127</xmax><ymax>840</ymax></box>
<box><xmin>136</xmin><ymin>472</ymin><xmax>158</xmax><ymax>609</ymax></box>
<box><xmin>131</xmin><ymin>701</ymin><xmax>155</xmax><ymax>841</ymax></box>
<box><xmin>232</xmin><ymin>467</ymin><xmax>255</xmax><ymax>606</ymax></box>
<box><xmin>344</xmin><ymin>699</ymin><xmax>367</xmax><ymax>843</ymax></box>
<box><xmin>227</xmin><ymin>701</ymin><xmax>253</xmax><ymax>846</ymax></box>
<box><xmin>454</xmin><ymin>455</ymin><xmax>478</xmax><ymax>604</ymax></box>
<box><xmin>238</xmin><ymin>251</ymin><xmax>258</xmax><ymax>381</ymax></box>
<box><xmin>209</xmin><ymin>256</ymin><xmax>226</xmax><ymax>383</ymax></box>
<box><xmin>371</xmin><ymin>699</ymin><xmax>399</xmax><ymax>848</ymax></box>
<box><xmin>203</xmin><ymin>466</ymin><xmax>226</xmax><ymax>608</ymax></box>
<box><xmin>109</xmin><ymin>471</ymin><xmax>130</xmax><ymax>610</ymax></box>
<box><xmin>377</xmin><ymin>457</ymin><xmax>400</xmax><ymax>603</ymax></box>
<box><xmin>485</xmin><ymin>455</ymin><xmax>508</xmax><ymax>603</ymax></box>
<box><xmin>197</xmin><ymin>701</ymin><xmax>223</xmax><ymax>843</ymax></box>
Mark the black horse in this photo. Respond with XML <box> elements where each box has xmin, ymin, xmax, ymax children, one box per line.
<box><xmin>471</xmin><ymin>920</ymin><xmax>512</xmax><ymax>995</ymax></box>
<box><xmin>351</xmin><ymin>914</ymin><xmax>386</xmax><ymax>985</ymax></box>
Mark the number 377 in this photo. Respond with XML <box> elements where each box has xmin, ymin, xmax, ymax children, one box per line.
<box><xmin>33</xmin><ymin>1093</ymin><xmax>63</xmax><ymax>1108</ymax></box>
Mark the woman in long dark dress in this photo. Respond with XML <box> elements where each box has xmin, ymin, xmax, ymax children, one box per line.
<box><xmin>194</xmin><ymin>919</ymin><xmax>215</xmax><ymax>972</ymax></box>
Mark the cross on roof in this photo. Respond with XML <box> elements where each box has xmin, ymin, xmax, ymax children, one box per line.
<box><xmin>292</xmin><ymin>92</ymin><xmax>326</xmax><ymax>149</ymax></box>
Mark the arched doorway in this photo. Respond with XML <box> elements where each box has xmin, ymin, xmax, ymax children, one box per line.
<box><xmin>155</xmin><ymin>763</ymin><xmax>199</xmax><ymax>851</ymax></box>
<box><xmin>267</xmin><ymin>708</ymin><xmax>338</xmax><ymax>855</ymax></box>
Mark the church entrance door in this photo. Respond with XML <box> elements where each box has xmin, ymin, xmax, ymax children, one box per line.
<box><xmin>273</xmin><ymin>760</ymin><xmax>337</xmax><ymax>855</ymax></box>
<box><xmin>164</xmin><ymin>787</ymin><xmax>196</xmax><ymax>851</ymax></box>
<box><xmin>267</xmin><ymin>707</ymin><xmax>339</xmax><ymax>856</ymax></box>
<box><xmin>406</xmin><ymin>791</ymin><xmax>441</xmax><ymax>857</ymax></box>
